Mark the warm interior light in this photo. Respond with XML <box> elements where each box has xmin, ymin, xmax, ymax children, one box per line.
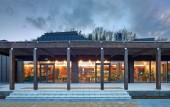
<box><xmin>79</xmin><ymin>60</ymin><xmax>82</xmax><ymax>63</ymax></box>
<box><xmin>134</xmin><ymin>65</ymin><xmax>145</xmax><ymax>66</ymax></box>
<box><xmin>96</xmin><ymin>60</ymin><xmax>100</xmax><ymax>63</ymax></box>
<box><xmin>104</xmin><ymin>60</ymin><xmax>109</xmax><ymax>63</ymax></box>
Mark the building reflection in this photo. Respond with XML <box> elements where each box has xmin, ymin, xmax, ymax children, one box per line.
<box><xmin>23</xmin><ymin>60</ymin><xmax>170</xmax><ymax>83</ymax></box>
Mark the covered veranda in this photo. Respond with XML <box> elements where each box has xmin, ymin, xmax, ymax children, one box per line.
<box><xmin>0</xmin><ymin>41</ymin><xmax>170</xmax><ymax>90</ymax></box>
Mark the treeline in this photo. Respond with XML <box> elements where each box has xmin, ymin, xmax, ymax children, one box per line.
<box><xmin>85</xmin><ymin>27</ymin><xmax>136</xmax><ymax>41</ymax></box>
<box><xmin>29</xmin><ymin>27</ymin><xmax>167</xmax><ymax>41</ymax></box>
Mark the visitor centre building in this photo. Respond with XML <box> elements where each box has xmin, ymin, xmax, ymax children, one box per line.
<box><xmin>0</xmin><ymin>31</ymin><xmax>170</xmax><ymax>90</ymax></box>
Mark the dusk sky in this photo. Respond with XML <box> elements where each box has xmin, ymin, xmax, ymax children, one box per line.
<box><xmin>0</xmin><ymin>0</ymin><xmax>170</xmax><ymax>41</ymax></box>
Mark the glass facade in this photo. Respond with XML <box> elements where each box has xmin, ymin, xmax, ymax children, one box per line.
<box><xmin>23</xmin><ymin>60</ymin><xmax>170</xmax><ymax>83</ymax></box>
<box><xmin>161</xmin><ymin>61</ymin><xmax>167</xmax><ymax>82</ymax></box>
<box><xmin>40</xmin><ymin>64</ymin><xmax>54</xmax><ymax>82</ymax></box>
<box><xmin>168</xmin><ymin>61</ymin><xmax>170</xmax><ymax>82</ymax></box>
<box><xmin>78</xmin><ymin>61</ymin><xmax>124</xmax><ymax>83</ymax></box>
<box><xmin>110</xmin><ymin>61</ymin><xmax>124</xmax><ymax>82</ymax></box>
<box><xmin>95</xmin><ymin>61</ymin><xmax>110</xmax><ymax>83</ymax></box>
<box><xmin>134</xmin><ymin>61</ymin><xmax>169</xmax><ymax>82</ymax></box>
<box><xmin>134</xmin><ymin>61</ymin><xmax>150</xmax><ymax>82</ymax></box>
<box><xmin>151</xmin><ymin>61</ymin><xmax>156</xmax><ymax>82</ymax></box>
<box><xmin>24</xmin><ymin>61</ymin><xmax>68</xmax><ymax>83</ymax></box>
<box><xmin>24</xmin><ymin>62</ymin><xmax>35</xmax><ymax>82</ymax></box>
<box><xmin>55</xmin><ymin>61</ymin><xmax>67</xmax><ymax>82</ymax></box>
<box><xmin>78</xmin><ymin>61</ymin><xmax>95</xmax><ymax>83</ymax></box>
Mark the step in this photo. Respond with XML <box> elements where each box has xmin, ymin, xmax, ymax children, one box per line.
<box><xmin>6</xmin><ymin>90</ymin><xmax>131</xmax><ymax>100</ymax></box>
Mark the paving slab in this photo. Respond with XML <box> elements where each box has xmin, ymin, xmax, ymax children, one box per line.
<box><xmin>0</xmin><ymin>102</ymin><xmax>142</xmax><ymax>107</ymax></box>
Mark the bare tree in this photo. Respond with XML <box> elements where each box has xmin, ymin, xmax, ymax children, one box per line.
<box><xmin>114</xmin><ymin>28</ymin><xmax>136</xmax><ymax>41</ymax></box>
<box><xmin>88</xmin><ymin>34</ymin><xmax>93</xmax><ymax>40</ymax></box>
<box><xmin>156</xmin><ymin>37</ymin><xmax>167</xmax><ymax>41</ymax></box>
<box><xmin>92</xmin><ymin>27</ymin><xmax>114</xmax><ymax>41</ymax></box>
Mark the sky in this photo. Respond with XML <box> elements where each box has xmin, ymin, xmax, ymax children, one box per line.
<box><xmin>0</xmin><ymin>0</ymin><xmax>170</xmax><ymax>41</ymax></box>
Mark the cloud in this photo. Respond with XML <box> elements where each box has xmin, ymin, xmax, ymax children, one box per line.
<box><xmin>26</xmin><ymin>17</ymin><xmax>47</xmax><ymax>30</ymax></box>
<box><xmin>127</xmin><ymin>0</ymin><xmax>170</xmax><ymax>39</ymax></box>
<box><xmin>1</xmin><ymin>0</ymin><xmax>170</xmax><ymax>40</ymax></box>
<box><xmin>24</xmin><ymin>0</ymin><xmax>125</xmax><ymax>32</ymax></box>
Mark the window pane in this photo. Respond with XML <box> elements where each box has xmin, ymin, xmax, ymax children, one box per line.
<box><xmin>161</xmin><ymin>61</ymin><xmax>167</xmax><ymax>82</ymax></box>
<box><xmin>134</xmin><ymin>61</ymin><xmax>150</xmax><ymax>82</ymax></box>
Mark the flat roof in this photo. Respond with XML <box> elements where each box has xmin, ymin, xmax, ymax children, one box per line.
<box><xmin>0</xmin><ymin>41</ymin><xmax>170</xmax><ymax>61</ymax></box>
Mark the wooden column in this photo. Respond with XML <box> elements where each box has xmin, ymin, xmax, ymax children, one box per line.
<box><xmin>95</xmin><ymin>63</ymin><xmax>97</xmax><ymax>83</ymax></box>
<box><xmin>149</xmin><ymin>61</ymin><xmax>151</xmax><ymax>82</ymax></box>
<box><xmin>156</xmin><ymin>48</ymin><xmax>161</xmax><ymax>89</ymax></box>
<box><xmin>9</xmin><ymin>48</ymin><xmax>15</xmax><ymax>90</ymax></box>
<box><xmin>109</xmin><ymin>63</ymin><xmax>111</xmax><ymax>82</ymax></box>
<box><xmin>53</xmin><ymin>64</ymin><xmax>56</xmax><ymax>83</ymax></box>
<box><xmin>124</xmin><ymin>48</ymin><xmax>128</xmax><ymax>90</ymax></box>
<box><xmin>67</xmin><ymin>48</ymin><xmax>71</xmax><ymax>90</ymax></box>
<box><xmin>33</xmin><ymin>48</ymin><xmax>38</xmax><ymax>90</ymax></box>
<box><xmin>101</xmin><ymin>47</ymin><xmax>104</xmax><ymax>90</ymax></box>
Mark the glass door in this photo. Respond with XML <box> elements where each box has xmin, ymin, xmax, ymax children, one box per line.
<box><xmin>40</xmin><ymin>64</ymin><xmax>55</xmax><ymax>83</ymax></box>
<box><xmin>95</xmin><ymin>63</ymin><xmax>110</xmax><ymax>82</ymax></box>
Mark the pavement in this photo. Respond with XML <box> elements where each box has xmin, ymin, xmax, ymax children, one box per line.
<box><xmin>135</xmin><ymin>99</ymin><xmax>170</xmax><ymax>107</ymax></box>
<box><xmin>0</xmin><ymin>102</ymin><xmax>141</xmax><ymax>107</ymax></box>
<box><xmin>1</xmin><ymin>83</ymin><xmax>170</xmax><ymax>91</ymax></box>
<box><xmin>0</xmin><ymin>99</ymin><xmax>170</xmax><ymax>107</ymax></box>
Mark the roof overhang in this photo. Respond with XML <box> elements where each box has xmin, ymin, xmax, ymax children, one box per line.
<box><xmin>0</xmin><ymin>41</ymin><xmax>170</xmax><ymax>61</ymax></box>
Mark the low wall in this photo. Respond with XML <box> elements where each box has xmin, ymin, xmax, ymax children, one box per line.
<box><xmin>128</xmin><ymin>91</ymin><xmax>170</xmax><ymax>99</ymax></box>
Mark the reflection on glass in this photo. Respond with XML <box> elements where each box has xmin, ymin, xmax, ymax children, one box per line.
<box><xmin>151</xmin><ymin>61</ymin><xmax>156</xmax><ymax>82</ymax></box>
<box><xmin>78</xmin><ymin>61</ymin><xmax>95</xmax><ymax>83</ymax></box>
<box><xmin>168</xmin><ymin>61</ymin><xmax>170</xmax><ymax>82</ymax></box>
<box><xmin>55</xmin><ymin>61</ymin><xmax>67</xmax><ymax>82</ymax></box>
<box><xmin>134</xmin><ymin>61</ymin><xmax>150</xmax><ymax>82</ymax></box>
<box><xmin>110</xmin><ymin>61</ymin><xmax>124</xmax><ymax>82</ymax></box>
<box><xmin>24</xmin><ymin>62</ymin><xmax>34</xmax><ymax>82</ymax></box>
<box><xmin>161</xmin><ymin>61</ymin><xmax>167</xmax><ymax>82</ymax></box>
<box><xmin>23</xmin><ymin>60</ymin><xmax>170</xmax><ymax>83</ymax></box>
<box><xmin>40</xmin><ymin>64</ymin><xmax>54</xmax><ymax>83</ymax></box>
<box><xmin>96</xmin><ymin>64</ymin><xmax>110</xmax><ymax>82</ymax></box>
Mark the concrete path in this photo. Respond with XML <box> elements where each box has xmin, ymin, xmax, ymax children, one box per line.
<box><xmin>1</xmin><ymin>99</ymin><xmax>170</xmax><ymax>107</ymax></box>
<box><xmin>134</xmin><ymin>99</ymin><xmax>170</xmax><ymax>107</ymax></box>
<box><xmin>1</xmin><ymin>83</ymin><xmax>170</xmax><ymax>91</ymax></box>
<box><xmin>0</xmin><ymin>101</ymin><xmax>142</xmax><ymax>107</ymax></box>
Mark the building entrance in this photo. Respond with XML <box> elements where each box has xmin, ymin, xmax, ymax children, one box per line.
<box><xmin>95</xmin><ymin>63</ymin><xmax>111</xmax><ymax>82</ymax></box>
<box><xmin>40</xmin><ymin>64</ymin><xmax>55</xmax><ymax>83</ymax></box>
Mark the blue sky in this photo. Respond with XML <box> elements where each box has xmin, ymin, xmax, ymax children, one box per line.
<box><xmin>0</xmin><ymin>0</ymin><xmax>170</xmax><ymax>41</ymax></box>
